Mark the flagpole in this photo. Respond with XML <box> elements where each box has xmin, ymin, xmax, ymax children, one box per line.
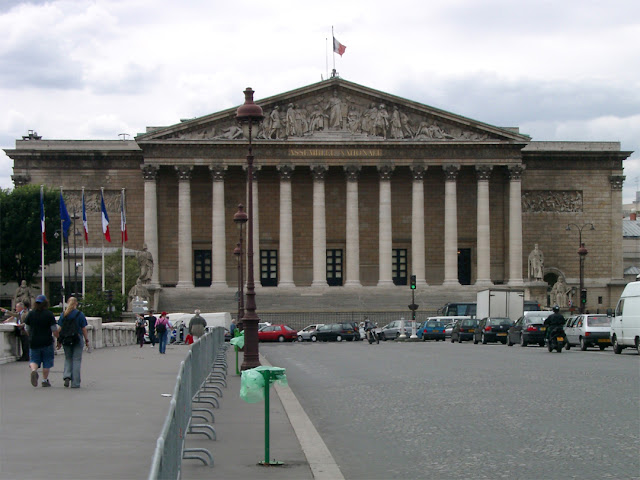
<box><xmin>121</xmin><ymin>188</ymin><xmax>125</xmax><ymax>297</ymax></box>
<box><xmin>101</xmin><ymin>187</ymin><xmax>105</xmax><ymax>291</ymax></box>
<box><xmin>60</xmin><ymin>187</ymin><xmax>65</xmax><ymax>304</ymax></box>
<box><xmin>41</xmin><ymin>185</ymin><xmax>45</xmax><ymax>295</ymax></box>
<box><xmin>325</xmin><ymin>37</ymin><xmax>329</xmax><ymax>80</ymax></box>
<box><xmin>332</xmin><ymin>26</ymin><xmax>336</xmax><ymax>73</ymax></box>
<box><xmin>81</xmin><ymin>187</ymin><xmax>86</xmax><ymax>298</ymax></box>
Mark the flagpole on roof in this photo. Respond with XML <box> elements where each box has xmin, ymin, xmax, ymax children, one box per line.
<box><xmin>325</xmin><ymin>37</ymin><xmax>329</xmax><ymax>80</ymax></box>
<box><xmin>121</xmin><ymin>188</ymin><xmax>126</xmax><ymax>297</ymax></box>
<box><xmin>40</xmin><ymin>185</ymin><xmax>45</xmax><ymax>295</ymax></box>
<box><xmin>60</xmin><ymin>187</ymin><xmax>66</xmax><ymax>307</ymax></box>
<box><xmin>81</xmin><ymin>187</ymin><xmax>86</xmax><ymax>298</ymax></box>
<box><xmin>101</xmin><ymin>187</ymin><xmax>105</xmax><ymax>291</ymax></box>
<box><xmin>331</xmin><ymin>26</ymin><xmax>336</xmax><ymax>74</ymax></box>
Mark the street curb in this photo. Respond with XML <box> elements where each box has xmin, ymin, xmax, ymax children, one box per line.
<box><xmin>261</xmin><ymin>354</ymin><xmax>344</xmax><ymax>480</ymax></box>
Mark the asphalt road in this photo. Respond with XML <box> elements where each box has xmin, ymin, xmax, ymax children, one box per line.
<box><xmin>261</xmin><ymin>338</ymin><xmax>640</xmax><ymax>480</ymax></box>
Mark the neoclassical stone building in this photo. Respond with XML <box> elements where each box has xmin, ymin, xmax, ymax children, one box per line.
<box><xmin>6</xmin><ymin>78</ymin><xmax>632</xmax><ymax>312</ymax></box>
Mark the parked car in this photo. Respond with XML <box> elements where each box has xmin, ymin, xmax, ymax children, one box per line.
<box><xmin>564</xmin><ymin>314</ymin><xmax>611</xmax><ymax>350</ymax></box>
<box><xmin>257</xmin><ymin>324</ymin><xmax>297</xmax><ymax>342</ymax></box>
<box><xmin>297</xmin><ymin>324</ymin><xmax>324</xmax><ymax>342</ymax></box>
<box><xmin>312</xmin><ymin>323</ymin><xmax>358</xmax><ymax>342</ymax></box>
<box><xmin>379</xmin><ymin>320</ymin><xmax>417</xmax><ymax>341</ymax></box>
<box><xmin>611</xmin><ymin>281</ymin><xmax>640</xmax><ymax>354</ymax></box>
<box><xmin>417</xmin><ymin>318</ymin><xmax>447</xmax><ymax>341</ymax></box>
<box><xmin>473</xmin><ymin>317</ymin><xmax>513</xmax><ymax>344</ymax></box>
<box><xmin>506</xmin><ymin>311</ymin><xmax>551</xmax><ymax>347</ymax></box>
<box><xmin>450</xmin><ymin>318</ymin><xmax>479</xmax><ymax>343</ymax></box>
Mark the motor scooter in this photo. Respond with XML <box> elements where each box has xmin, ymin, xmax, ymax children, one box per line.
<box><xmin>546</xmin><ymin>325</ymin><xmax>566</xmax><ymax>353</ymax></box>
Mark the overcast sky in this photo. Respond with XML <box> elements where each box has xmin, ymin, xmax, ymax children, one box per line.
<box><xmin>1</xmin><ymin>0</ymin><xmax>639</xmax><ymax>203</ymax></box>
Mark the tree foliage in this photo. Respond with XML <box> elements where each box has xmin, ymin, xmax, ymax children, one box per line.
<box><xmin>0</xmin><ymin>185</ymin><xmax>63</xmax><ymax>284</ymax></box>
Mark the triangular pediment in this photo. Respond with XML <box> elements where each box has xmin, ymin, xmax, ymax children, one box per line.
<box><xmin>136</xmin><ymin>78</ymin><xmax>530</xmax><ymax>144</ymax></box>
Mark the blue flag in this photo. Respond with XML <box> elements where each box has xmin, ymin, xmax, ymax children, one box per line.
<box><xmin>60</xmin><ymin>192</ymin><xmax>72</xmax><ymax>241</ymax></box>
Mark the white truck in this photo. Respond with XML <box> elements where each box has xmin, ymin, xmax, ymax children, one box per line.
<box><xmin>611</xmin><ymin>281</ymin><xmax>640</xmax><ymax>354</ymax></box>
<box><xmin>476</xmin><ymin>289</ymin><xmax>524</xmax><ymax>322</ymax></box>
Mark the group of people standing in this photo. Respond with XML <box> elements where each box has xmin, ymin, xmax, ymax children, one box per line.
<box><xmin>134</xmin><ymin>310</ymin><xmax>172</xmax><ymax>353</ymax></box>
<box><xmin>2</xmin><ymin>295</ymin><xmax>89</xmax><ymax>388</ymax></box>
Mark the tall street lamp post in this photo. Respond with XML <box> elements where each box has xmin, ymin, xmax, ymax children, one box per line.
<box><xmin>566</xmin><ymin>223</ymin><xmax>595</xmax><ymax>314</ymax></box>
<box><xmin>233</xmin><ymin>203</ymin><xmax>248</xmax><ymax>330</ymax></box>
<box><xmin>236</xmin><ymin>87</ymin><xmax>264</xmax><ymax>370</ymax></box>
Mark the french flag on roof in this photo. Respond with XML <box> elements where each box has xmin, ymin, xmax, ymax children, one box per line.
<box><xmin>101</xmin><ymin>190</ymin><xmax>111</xmax><ymax>242</ymax></box>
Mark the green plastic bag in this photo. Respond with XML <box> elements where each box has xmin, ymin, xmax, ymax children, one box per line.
<box><xmin>240</xmin><ymin>366</ymin><xmax>287</xmax><ymax>403</ymax></box>
<box><xmin>230</xmin><ymin>331</ymin><xmax>244</xmax><ymax>349</ymax></box>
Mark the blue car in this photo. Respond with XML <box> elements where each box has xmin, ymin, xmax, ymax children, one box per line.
<box><xmin>417</xmin><ymin>319</ymin><xmax>447</xmax><ymax>341</ymax></box>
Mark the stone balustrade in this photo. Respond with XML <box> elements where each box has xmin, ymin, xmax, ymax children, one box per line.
<box><xmin>0</xmin><ymin>318</ymin><xmax>139</xmax><ymax>364</ymax></box>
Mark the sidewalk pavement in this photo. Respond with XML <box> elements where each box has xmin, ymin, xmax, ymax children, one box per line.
<box><xmin>0</xmin><ymin>341</ymin><xmax>342</xmax><ymax>480</ymax></box>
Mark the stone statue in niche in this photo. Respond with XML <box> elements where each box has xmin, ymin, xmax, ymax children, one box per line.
<box><xmin>550</xmin><ymin>277</ymin><xmax>571</xmax><ymax>308</ymax></box>
<box><xmin>527</xmin><ymin>244</ymin><xmax>544</xmax><ymax>281</ymax></box>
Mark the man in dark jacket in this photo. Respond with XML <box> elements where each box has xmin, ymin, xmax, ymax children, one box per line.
<box><xmin>145</xmin><ymin>310</ymin><xmax>157</xmax><ymax>346</ymax></box>
<box><xmin>24</xmin><ymin>295</ymin><xmax>59</xmax><ymax>387</ymax></box>
<box><xmin>544</xmin><ymin>305</ymin><xmax>566</xmax><ymax>340</ymax></box>
<box><xmin>189</xmin><ymin>309</ymin><xmax>207</xmax><ymax>340</ymax></box>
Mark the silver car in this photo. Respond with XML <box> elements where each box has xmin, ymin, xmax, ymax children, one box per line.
<box><xmin>379</xmin><ymin>320</ymin><xmax>417</xmax><ymax>341</ymax></box>
<box><xmin>297</xmin><ymin>324</ymin><xmax>324</xmax><ymax>342</ymax></box>
<box><xmin>565</xmin><ymin>314</ymin><xmax>612</xmax><ymax>351</ymax></box>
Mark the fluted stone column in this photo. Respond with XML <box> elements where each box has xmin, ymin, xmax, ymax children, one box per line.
<box><xmin>610</xmin><ymin>175</ymin><xmax>625</xmax><ymax>279</ymax></box>
<box><xmin>475</xmin><ymin>165</ymin><xmax>493</xmax><ymax>286</ymax></box>
<box><xmin>344</xmin><ymin>165</ymin><xmax>362</xmax><ymax>287</ymax></box>
<box><xmin>142</xmin><ymin>165</ymin><xmax>160</xmax><ymax>287</ymax></box>
<box><xmin>311</xmin><ymin>165</ymin><xmax>328</xmax><ymax>287</ymax></box>
<box><xmin>508</xmin><ymin>165</ymin><xmax>524</xmax><ymax>286</ymax></box>
<box><xmin>278</xmin><ymin>164</ymin><xmax>295</xmax><ymax>287</ymax></box>
<box><xmin>176</xmin><ymin>165</ymin><xmax>194</xmax><ymax>289</ymax></box>
<box><xmin>377</xmin><ymin>164</ymin><xmax>394</xmax><ymax>286</ymax></box>
<box><xmin>443</xmin><ymin>164</ymin><xmax>461</xmax><ymax>287</ymax></box>
<box><xmin>411</xmin><ymin>164</ymin><xmax>427</xmax><ymax>286</ymax></box>
<box><xmin>210</xmin><ymin>164</ymin><xmax>227</xmax><ymax>288</ymax></box>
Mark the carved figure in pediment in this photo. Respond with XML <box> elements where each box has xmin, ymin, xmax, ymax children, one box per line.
<box><xmin>400</xmin><ymin>111</ymin><xmax>414</xmax><ymax>138</ymax></box>
<box><xmin>309</xmin><ymin>105</ymin><xmax>328</xmax><ymax>132</ymax></box>
<box><xmin>390</xmin><ymin>106</ymin><xmax>404</xmax><ymax>139</ymax></box>
<box><xmin>268</xmin><ymin>106</ymin><xmax>283</xmax><ymax>139</ymax></box>
<box><xmin>361</xmin><ymin>103</ymin><xmax>376</xmax><ymax>135</ymax></box>
<box><xmin>286</xmin><ymin>103</ymin><xmax>298</xmax><ymax>137</ymax></box>
<box><xmin>327</xmin><ymin>92</ymin><xmax>343</xmax><ymax>129</ymax></box>
<box><xmin>347</xmin><ymin>106</ymin><xmax>361</xmax><ymax>134</ymax></box>
<box><xmin>296</xmin><ymin>105</ymin><xmax>309</xmax><ymax>135</ymax></box>
<box><xmin>214</xmin><ymin>126</ymin><xmax>243</xmax><ymax>140</ymax></box>
<box><xmin>373</xmin><ymin>104</ymin><xmax>389</xmax><ymax>138</ymax></box>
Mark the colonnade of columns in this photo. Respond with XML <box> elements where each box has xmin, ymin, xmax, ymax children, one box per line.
<box><xmin>141</xmin><ymin>162</ymin><xmax>525</xmax><ymax>288</ymax></box>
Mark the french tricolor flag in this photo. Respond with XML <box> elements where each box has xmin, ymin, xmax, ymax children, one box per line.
<box><xmin>40</xmin><ymin>186</ymin><xmax>47</xmax><ymax>244</ymax></box>
<box><xmin>101</xmin><ymin>190</ymin><xmax>111</xmax><ymax>242</ymax></box>
<box><xmin>333</xmin><ymin>36</ymin><xmax>346</xmax><ymax>56</ymax></box>
<box><xmin>82</xmin><ymin>189</ymin><xmax>89</xmax><ymax>244</ymax></box>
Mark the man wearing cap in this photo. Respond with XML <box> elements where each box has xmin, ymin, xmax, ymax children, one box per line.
<box><xmin>24</xmin><ymin>295</ymin><xmax>59</xmax><ymax>387</ymax></box>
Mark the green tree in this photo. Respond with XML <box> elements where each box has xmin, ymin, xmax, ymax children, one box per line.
<box><xmin>0</xmin><ymin>185</ymin><xmax>63</xmax><ymax>285</ymax></box>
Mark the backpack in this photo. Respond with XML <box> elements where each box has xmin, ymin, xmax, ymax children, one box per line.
<box><xmin>59</xmin><ymin>311</ymin><xmax>80</xmax><ymax>346</ymax></box>
<box><xmin>156</xmin><ymin>320</ymin><xmax>167</xmax><ymax>334</ymax></box>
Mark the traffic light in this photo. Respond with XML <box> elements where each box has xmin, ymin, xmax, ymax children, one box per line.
<box><xmin>410</xmin><ymin>275</ymin><xmax>416</xmax><ymax>289</ymax></box>
<box><xmin>580</xmin><ymin>289</ymin><xmax>587</xmax><ymax>305</ymax></box>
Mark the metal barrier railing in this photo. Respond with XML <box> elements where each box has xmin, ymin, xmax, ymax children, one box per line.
<box><xmin>148</xmin><ymin>327</ymin><xmax>227</xmax><ymax>480</ymax></box>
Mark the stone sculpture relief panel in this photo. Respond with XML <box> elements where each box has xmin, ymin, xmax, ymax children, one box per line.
<box><xmin>522</xmin><ymin>191</ymin><xmax>583</xmax><ymax>213</ymax></box>
<box><xmin>168</xmin><ymin>91</ymin><xmax>495</xmax><ymax>142</ymax></box>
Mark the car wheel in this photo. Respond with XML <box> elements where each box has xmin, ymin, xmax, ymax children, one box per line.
<box><xmin>336</xmin><ymin>335</ymin><xmax>343</xmax><ymax>342</ymax></box>
<box><xmin>612</xmin><ymin>335</ymin><xmax>622</xmax><ymax>354</ymax></box>
<box><xmin>278</xmin><ymin>335</ymin><xmax>285</xmax><ymax>342</ymax></box>
<box><xmin>565</xmin><ymin>341</ymin><xmax>571</xmax><ymax>350</ymax></box>
<box><xmin>580</xmin><ymin>337</ymin><xmax>588</xmax><ymax>351</ymax></box>
<box><xmin>482</xmin><ymin>334</ymin><xmax>488</xmax><ymax>345</ymax></box>
<box><xmin>450</xmin><ymin>337</ymin><xmax>455</xmax><ymax>343</ymax></box>
<box><xmin>599</xmin><ymin>345</ymin><xmax>606</xmax><ymax>351</ymax></box>
<box><xmin>539</xmin><ymin>341</ymin><xmax>545</xmax><ymax>347</ymax></box>
<box><xmin>520</xmin><ymin>335</ymin><xmax>528</xmax><ymax>347</ymax></box>
<box><xmin>501</xmin><ymin>339</ymin><xmax>507</xmax><ymax>345</ymax></box>
<box><xmin>395</xmin><ymin>332</ymin><xmax>400</xmax><ymax>339</ymax></box>
<box><xmin>458</xmin><ymin>335</ymin><xmax>462</xmax><ymax>343</ymax></box>
<box><xmin>473</xmin><ymin>336</ymin><xmax>479</xmax><ymax>344</ymax></box>
<box><xmin>310</xmin><ymin>335</ymin><xmax>317</xmax><ymax>342</ymax></box>
<box><xmin>507</xmin><ymin>335</ymin><xmax>513</xmax><ymax>347</ymax></box>
<box><xmin>297</xmin><ymin>335</ymin><xmax>303</xmax><ymax>342</ymax></box>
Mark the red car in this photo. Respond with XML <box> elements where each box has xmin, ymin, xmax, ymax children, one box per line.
<box><xmin>257</xmin><ymin>324</ymin><xmax>298</xmax><ymax>342</ymax></box>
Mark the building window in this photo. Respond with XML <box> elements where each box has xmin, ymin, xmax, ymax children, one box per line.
<box><xmin>260</xmin><ymin>250</ymin><xmax>278</xmax><ymax>287</ymax></box>
<box><xmin>194</xmin><ymin>250</ymin><xmax>212</xmax><ymax>287</ymax></box>
<box><xmin>392</xmin><ymin>249</ymin><xmax>407</xmax><ymax>285</ymax></box>
<box><xmin>326</xmin><ymin>249</ymin><xmax>343</xmax><ymax>286</ymax></box>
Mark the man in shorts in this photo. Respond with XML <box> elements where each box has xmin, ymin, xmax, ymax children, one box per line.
<box><xmin>24</xmin><ymin>295</ymin><xmax>59</xmax><ymax>387</ymax></box>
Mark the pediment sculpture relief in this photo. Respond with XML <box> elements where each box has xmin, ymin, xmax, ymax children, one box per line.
<box><xmin>167</xmin><ymin>91</ymin><xmax>494</xmax><ymax>142</ymax></box>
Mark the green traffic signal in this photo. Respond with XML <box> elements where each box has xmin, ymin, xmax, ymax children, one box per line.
<box><xmin>410</xmin><ymin>275</ymin><xmax>416</xmax><ymax>289</ymax></box>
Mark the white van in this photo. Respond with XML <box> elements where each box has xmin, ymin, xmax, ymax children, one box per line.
<box><xmin>611</xmin><ymin>282</ymin><xmax>640</xmax><ymax>354</ymax></box>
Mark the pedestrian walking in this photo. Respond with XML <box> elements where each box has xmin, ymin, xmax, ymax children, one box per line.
<box><xmin>56</xmin><ymin>297</ymin><xmax>90</xmax><ymax>389</ymax></box>
<box><xmin>2</xmin><ymin>302</ymin><xmax>31</xmax><ymax>361</ymax></box>
<box><xmin>188</xmin><ymin>309</ymin><xmax>207</xmax><ymax>340</ymax></box>
<box><xmin>155</xmin><ymin>312</ymin><xmax>172</xmax><ymax>354</ymax></box>
<box><xmin>146</xmin><ymin>310</ymin><xmax>157</xmax><ymax>346</ymax></box>
<box><xmin>24</xmin><ymin>295</ymin><xmax>59</xmax><ymax>387</ymax></box>
<box><xmin>135</xmin><ymin>314</ymin><xmax>147</xmax><ymax>348</ymax></box>
<box><xmin>229</xmin><ymin>318</ymin><xmax>237</xmax><ymax>337</ymax></box>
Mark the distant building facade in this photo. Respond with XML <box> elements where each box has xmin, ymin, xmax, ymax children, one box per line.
<box><xmin>5</xmin><ymin>78</ymin><xmax>632</xmax><ymax>312</ymax></box>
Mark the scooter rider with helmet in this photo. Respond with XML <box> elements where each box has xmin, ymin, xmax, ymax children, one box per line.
<box><xmin>544</xmin><ymin>305</ymin><xmax>566</xmax><ymax>340</ymax></box>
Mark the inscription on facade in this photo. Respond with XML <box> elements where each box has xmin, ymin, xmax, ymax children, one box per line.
<box><xmin>522</xmin><ymin>190</ymin><xmax>583</xmax><ymax>213</ymax></box>
<box><xmin>289</xmin><ymin>148</ymin><xmax>383</xmax><ymax>158</ymax></box>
